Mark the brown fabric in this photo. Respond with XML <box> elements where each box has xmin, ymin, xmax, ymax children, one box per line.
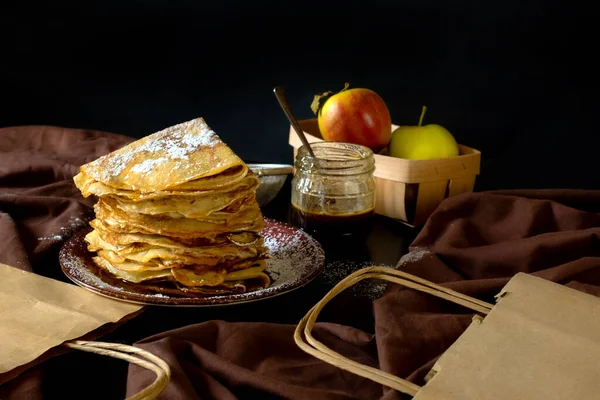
<box><xmin>0</xmin><ymin>125</ymin><xmax>133</xmax><ymax>276</ymax></box>
<box><xmin>126</xmin><ymin>190</ymin><xmax>600</xmax><ymax>399</ymax></box>
<box><xmin>0</xmin><ymin>125</ymin><xmax>134</xmax><ymax>398</ymax></box>
<box><xmin>3</xmin><ymin>124</ymin><xmax>600</xmax><ymax>399</ymax></box>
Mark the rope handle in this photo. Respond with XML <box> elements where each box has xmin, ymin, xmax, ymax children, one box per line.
<box><xmin>294</xmin><ymin>265</ymin><xmax>494</xmax><ymax>397</ymax></box>
<box><xmin>63</xmin><ymin>340</ymin><xmax>171</xmax><ymax>400</ymax></box>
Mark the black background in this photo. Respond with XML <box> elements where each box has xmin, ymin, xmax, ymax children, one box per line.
<box><xmin>1</xmin><ymin>0</ymin><xmax>598</xmax><ymax>191</ymax></box>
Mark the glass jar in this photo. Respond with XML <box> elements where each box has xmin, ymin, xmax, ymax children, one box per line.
<box><xmin>291</xmin><ymin>142</ymin><xmax>376</xmax><ymax>238</ymax></box>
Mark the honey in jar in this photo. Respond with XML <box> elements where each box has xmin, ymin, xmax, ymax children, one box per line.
<box><xmin>291</xmin><ymin>206</ymin><xmax>375</xmax><ymax>238</ymax></box>
<box><xmin>291</xmin><ymin>142</ymin><xmax>376</xmax><ymax>239</ymax></box>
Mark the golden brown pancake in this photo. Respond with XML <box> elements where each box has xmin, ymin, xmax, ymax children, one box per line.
<box><xmin>75</xmin><ymin>118</ymin><xmax>248</xmax><ymax>193</ymax></box>
<box><xmin>85</xmin><ymin>230</ymin><xmax>267</xmax><ymax>271</ymax></box>
<box><xmin>94</xmin><ymin>199</ymin><xmax>264</xmax><ymax>239</ymax></box>
<box><xmin>107</xmin><ymin>183</ymin><xmax>258</xmax><ymax>218</ymax></box>
<box><xmin>93</xmin><ymin>255</ymin><xmax>268</xmax><ymax>287</ymax></box>
<box><xmin>89</xmin><ymin>218</ymin><xmax>262</xmax><ymax>247</ymax></box>
<box><xmin>74</xmin><ymin>117</ymin><xmax>270</xmax><ymax>293</ymax></box>
<box><xmin>74</xmin><ymin>171</ymin><xmax>260</xmax><ymax>201</ymax></box>
<box><xmin>85</xmin><ymin>229</ymin><xmax>265</xmax><ymax>259</ymax></box>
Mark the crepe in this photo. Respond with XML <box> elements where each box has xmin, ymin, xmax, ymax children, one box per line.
<box><xmin>89</xmin><ymin>218</ymin><xmax>261</xmax><ymax>248</ymax></box>
<box><xmin>73</xmin><ymin>171</ymin><xmax>259</xmax><ymax>201</ymax></box>
<box><xmin>73</xmin><ymin>117</ymin><xmax>270</xmax><ymax>294</ymax></box>
<box><xmin>94</xmin><ymin>197</ymin><xmax>264</xmax><ymax>239</ymax></box>
<box><xmin>76</xmin><ymin>118</ymin><xmax>248</xmax><ymax>193</ymax></box>
<box><xmin>107</xmin><ymin>181</ymin><xmax>259</xmax><ymax>218</ymax></box>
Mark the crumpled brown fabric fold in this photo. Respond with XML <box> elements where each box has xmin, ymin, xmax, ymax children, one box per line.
<box><xmin>0</xmin><ymin>125</ymin><xmax>133</xmax><ymax>277</ymax></box>
<box><xmin>128</xmin><ymin>321</ymin><xmax>381</xmax><ymax>400</ymax></box>
<box><xmin>127</xmin><ymin>190</ymin><xmax>600</xmax><ymax>400</ymax></box>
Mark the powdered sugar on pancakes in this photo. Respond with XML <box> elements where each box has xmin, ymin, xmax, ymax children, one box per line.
<box><xmin>92</xmin><ymin>118</ymin><xmax>220</xmax><ymax>181</ymax></box>
<box><xmin>130</xmin><ymin>157</ymin><xmax>169</xmax><ymax>174</ymax></box>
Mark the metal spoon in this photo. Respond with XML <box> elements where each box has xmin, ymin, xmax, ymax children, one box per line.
<box><xmin>273</xmin><ymin>86</ymin><xmax>318</xmax><ymax>160</ymax></box>
<box><xmin>247</xmin><ymin>163</ymin><xmax>294</xmax><ymax>177</ymax></box>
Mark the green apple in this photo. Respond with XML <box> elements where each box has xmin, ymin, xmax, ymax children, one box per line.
<box><xmin>389</xmin><ymin>106</ymin><xmax>459</xmax><ymax>160</ymax></box>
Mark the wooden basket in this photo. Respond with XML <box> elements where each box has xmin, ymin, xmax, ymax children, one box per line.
<box><xmin>288</xmin><ymin>119</ymin><xmax>481</xmax><ymax>226</ymax></box>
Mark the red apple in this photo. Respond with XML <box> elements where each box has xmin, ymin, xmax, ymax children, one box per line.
<box><xmin>311</xmin><ymin>84</ymin><xmax>392</xmax><ymax>152</ymax></box>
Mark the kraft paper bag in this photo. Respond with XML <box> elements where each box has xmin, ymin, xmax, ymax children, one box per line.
<box><xmin>0</xmin><ymin>263</ymin><xmax>143</xmax><ymax>384</ymax></box>
<box><xmin>297</xmin><ymin>267</ymin><xmax>600</xmax><ymax>399</ymax></box>
<box><xmin>414</xmin><ymin>272</ymin><xmax>600</xmax><ymax>399</ymax></box>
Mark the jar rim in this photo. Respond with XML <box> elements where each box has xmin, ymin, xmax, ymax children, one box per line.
<box><xmin>296</xmin><ymin>141</ymin><xmax>375</xmax><ymax>176</ymax></box>
<box><xmin>298</xmin><ymin>141</ymin><xmax>374</xmax><ymax>161</ymax></box>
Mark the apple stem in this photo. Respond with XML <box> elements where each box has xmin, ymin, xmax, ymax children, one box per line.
<box><xmin>418</xmin><ymin>105</ymin><xmax>427</xmax><ymax>126</ymax></box>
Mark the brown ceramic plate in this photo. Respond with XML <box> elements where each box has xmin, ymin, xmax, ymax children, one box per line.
<box><xmin>59</xmin><ymin>218</ymin><xmax>325</xmax><ymax>307</ymax></box>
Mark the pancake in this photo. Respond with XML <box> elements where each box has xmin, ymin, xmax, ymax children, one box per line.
<box><xmin>85</xmin><ymin>230</ymin><xmax>266</xmax><ymax>269</ymax></box>
<box><xmin>171</xmin><ymin>260</ymin><xmax>268</xmax><ymax>287</ymax></box>
<box><xmin>93</xmin><ymin>256</ymin><xmax>269</xmax><ymax>287</ymax></box>
<box><xmin>85</xmin><ymin>229</ymin><xmax>265</xmax><ymax>259</ymax></box>
<box><xmin>107</xmin><ymin>181</ymin><xmax>259</xmax><ymax>218</ymax></box>
<box><xmin>74</xmin><ymin>171</ymin><xmax>260</xmax><ymax>201</ymax></box>
<box><xmin>89</xmin><ymin>218</ymin><xmax>261</xmax><ymax>248</ymax></box>
<box><xmin>94</xmin><ymin>199</ymin><xmax>264</xmax><ymax>239</ymax></box>
<box><xmin>74</xmin><ymin>117</ymin><xmax>270</xmax><ymax>294</ymax></box>
<box><xmin>75</xmin><ymin>118</ymin><xmax>248</xmax><ymax>193</ymax></box>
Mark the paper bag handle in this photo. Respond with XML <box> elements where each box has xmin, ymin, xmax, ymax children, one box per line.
<box><xmin>63</xmin><ymin>340</ymin><xmax>170</xmax><ymax>399</ymax></box>
<box><xmin>294</xmin><ymin>265</ymin><xmax>494</xmax><ymax>397</ymax></box>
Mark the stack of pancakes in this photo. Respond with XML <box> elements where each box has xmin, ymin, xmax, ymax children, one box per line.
<box><xmin>73</xmin><ymin>118</ymin><xmax>269</xmax><ymax>294</ymax></box>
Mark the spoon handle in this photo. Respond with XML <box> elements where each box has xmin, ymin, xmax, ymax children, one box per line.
<box><xmin>273</xmin><ymin>87</ymin><xmax>317</xmax><ymax>159</ymax></box>
<box><xmin>247</xmin><ymin>164</ymin><xmax>294</xmax><ymax>176</ymax></box>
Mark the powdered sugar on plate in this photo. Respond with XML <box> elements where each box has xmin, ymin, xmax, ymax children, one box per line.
<box><xmin>317</xmin><ymin>248</ymin><xmax>433</xmax><ymax>300</ymax></box>
<box><xmin>38</xmin><ymin>234</ymin><xmax>63</xmax><ymax>242</ymax></box>
<box><xmin>38</xmin><ymin>216</ymin><xmax>91</xmax><ymax>243</ymax></box>
<box><xmin>321</xmin><ymin>261</ymin><xmax>394</xmax><ymax>300</ymax></box>
<box><xmin>255</xmin><ymin>222</ymin><xmax>324</xmax><ymax>296</ymax></box>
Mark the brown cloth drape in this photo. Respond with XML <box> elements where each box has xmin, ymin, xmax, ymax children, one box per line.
<box><xmin>0</xmin><ymin>125</ymin><xmax>133</xmax><ymax>277</ymax></box>
<box><xmin>2</xmin><ymin>125</ymin><xmax>600</xmax><ymax>399</ymax></box>
<box><xmin>125</xmin><ymin>189</ymin><xmax>600</xmax><ymax>399</ymax></box>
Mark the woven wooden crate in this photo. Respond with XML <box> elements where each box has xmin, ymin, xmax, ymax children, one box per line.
<box><xmin>288</xmin><ymin>119</ymin><xmax>481</xmax><ymax>226</ymax></box>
